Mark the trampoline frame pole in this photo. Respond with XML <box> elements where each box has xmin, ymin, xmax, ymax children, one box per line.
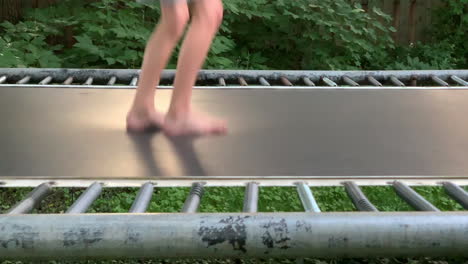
<box><xmin>1</xmin><ymin>212</ymin><xmax>467</xmax><ymax>259</ymax></box>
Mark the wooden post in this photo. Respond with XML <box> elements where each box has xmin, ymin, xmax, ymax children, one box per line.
<box><xmin>32</xmin><ymin>0</ymin><xmax>58</xmax><ymax>8</ymax></box>
<box><xmin>362</xmin><ymin>0</ymin><xmax>369</xmax><ymax>12</ymax></box>
<box><xmin>392</xmin><ymin>0</ymin><xmax>401</xmax><ymax>42</ymax></box>
<box><xmin>409</xmin><ymin>0</ymin><xmax>417</xmax><ymax>45</ymax></box>
<box><xmin>0</xmin><ymin>0</ymin><xmax>22</xmax><ymax>23</ymax></box>
<box><xmin>0</xmin><ymin>0</ymin><xmax>58</xmax><ymax>23</ymax></box>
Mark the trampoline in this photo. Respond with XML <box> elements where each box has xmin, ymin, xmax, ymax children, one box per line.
<box><xmin>1</xmin><ymin>69</ymin><xmax>468</xmax><ymax>182</ymax></box>
<box><xmin>1</xmin><ymin>68</ymin><xmax>468</xmax><ymax>259</ymax></box>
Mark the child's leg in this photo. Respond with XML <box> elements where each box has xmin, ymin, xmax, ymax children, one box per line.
<box><xmin>164</xmin><ymin>0</ymin><xmax>227</xmax><ymax>136</ymax></box>
<box><xmin>127</xmin><ymin>1</ymin><xmax>190</xmax><ymax>132</ymax></box>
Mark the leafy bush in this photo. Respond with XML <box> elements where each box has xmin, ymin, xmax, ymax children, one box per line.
<box><xmin>373</xmin><ymin>41</ymin><xmax>462</xmax><ymax>70</ymax></box>
<box><xmin>64</xmin><ymin>0</ymin><xmax>155</xmax><ymax>68</ymax></box>
<box><xmin>0</xmin><ymin>0</ymin><xmax>153</xmax><ymax>68</ymax></box>
<box><xmin>427</xmin><ymin>0</ymin><xmax>467</xmax><ymax>68</ymax></box>
<box><xmin>0</xmin><ymin>0</ymin><xmax>465</xmax><ymax>70</ymax></box>
<box><xmin>223</xmin><ymin>0</ymin><xmax>395</xmax><ymax>70</ymax></box>
<box><xmin>0</xmin><ymin>20</ymin><xmax>62</xmax><ymax>67</ymax></box>
<box><xmin>0</xmin><ymin>0</ymin><xmax>395</xmax><ymax>70</ymax></box>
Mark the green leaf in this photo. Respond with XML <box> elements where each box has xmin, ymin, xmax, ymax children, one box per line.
<box><xmin>0</xmin><ymin>21</ymin><xmax>15</xmax><ymax>30</ymax></box>
<box><xmin>106</xmin><ymin>58</ymin><xmax>116</xmax><ymax>65</ymax></box>
<box><xmin>0</xmin><ymin>50</ymin><xmax>19</xmax><ymax>67</ymax></box>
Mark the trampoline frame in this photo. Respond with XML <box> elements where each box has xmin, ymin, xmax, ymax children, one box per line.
<box><xmin>1</xmin><ymin>68</ymin><xmax>468</xmax><ymax>259</ymax></box>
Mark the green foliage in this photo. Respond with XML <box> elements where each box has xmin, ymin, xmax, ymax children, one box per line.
<box><xmin>0</xmin><ymin>0</ymin><xmax>395</xmax><ymax>70</ymax></box>
<box><xmin>0</xmin><ymin>0</ymin><xmax>465</xmax><ymax>69</ymax></box>
<box><xmin>311</xmin><ymin>187</ymin><xmax>355</xmax><ymax>212</ymax></box>
<box><xmin>427</xmin><ymin>0</ymin><xmax>468</xmax><ymax>68</ymax></box>
<box><xmin>413</xmin><ymin>186</ymin><xmax>464</xmax><ymax>211</ymax></box>
<box><xmin>222</xmin><ymin>0</ymin><xmax>395</xmax><ymax>70</ymax></box>
<box><xmin>0</xmin><ymin>187</ymin><xmax>32</xmax><ymax>212</ymax></box>
<box><xmin>0</xmin><ymin>0</ymin><xmax>154</xmax><ymax>68</ymax></box>
<box><xmin>87</xmin><ymin>188</ymin><xmax>139</xmax><ymax>213</ymax></box>
<box><xmin>26</xmin><ymin>0</ymin><xmax>155</xmax><ymax>68</ymax></box>
<box><xmin>199</xmin><ymin>187</ymin><xmax>244</xmax><ymax>212</ymax></box>
<box><xmin>2</xmin><ymin>185</ymin><xmax>465</xmax><ymax>214</ymax></box>
<box><xmin>0</xmin><ymin>20</ymin><xmax>62</xmax><ymax>68</ymax></box>
<box><xmin>373</xmin><ymin>0</ymin><xmax>468</xmax><ymax>70</ymax></box>
<box><xmin>361</xmin><ymin>186</ymin><xmax>413</xmax><ymax>211</ymax></box>
<box><xmin>367</xmin><ymin>42</ymin><xmax>462</xmax><ymax>70</ymax></box>
<box><xmin>65</xmin><ymin>0</ymin><xmax>154</xmax><ymax>68</ymax></box>
<box><xmin>148</xmin><ymin>187</ymin><xmax>190</xmax><ymax>212</ymax></box>
<box><xmin>258</xmin><ymin>187</ymin><xmax>303</xmax><ymax>212</ymax></box>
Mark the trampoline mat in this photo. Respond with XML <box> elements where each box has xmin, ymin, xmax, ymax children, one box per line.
<box><xmin>1</xmin><ymin>87</ymin><xmax>468</xmax><ymax>179</ymax></box>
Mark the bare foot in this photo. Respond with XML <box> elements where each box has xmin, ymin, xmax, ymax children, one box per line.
<box><xmin>126</xmin><ymin>107</ymin><xmax>165</xmax><ymax>132</ymax></box>
<box><xmin>163</xmin><ymin>111</ymin><xmax>228</xmax><ymax>137</ymax></box>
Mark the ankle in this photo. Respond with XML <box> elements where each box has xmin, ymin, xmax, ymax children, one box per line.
<box><xmin>131</xmin><ymin>100</ymin><xmax>155</xmax><ymax>112</ymax></box>
<box><xmin>167</xmin><ymin>105</ymin><xmax>191</xmax><ymax>120</ymax></box>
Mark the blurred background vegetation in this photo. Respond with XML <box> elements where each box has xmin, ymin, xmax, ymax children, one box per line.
<box><xmin>0</xmin><ymin>1</ymin><xmax>467</xmax><ymax>262</ymax></box>
<box><xmin>0</xmin><ymin>0</ymin><xmax>466</xmax><ymax>70</ymax></box>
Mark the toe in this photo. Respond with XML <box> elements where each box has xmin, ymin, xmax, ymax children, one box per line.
<box><xmin>209</xmin><ymin>122</ymin><xmax>227</xmax><ymax>135</ymax></box>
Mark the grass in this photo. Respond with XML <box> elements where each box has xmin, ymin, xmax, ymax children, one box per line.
<box><xmin>1</xmin><ymin>185</ymin><xmax>467</xmax><ymax>264</ymax></box>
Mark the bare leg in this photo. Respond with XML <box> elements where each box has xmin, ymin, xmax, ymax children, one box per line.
<box><xmin>127</xmin><ymin>2</ymin><xmax>190</xmax><ymax>132</ymax></box>
<box><xmin>164</xmin><ymin>0</ymin><xmax>227</xmax><ymax>137</ymax></box>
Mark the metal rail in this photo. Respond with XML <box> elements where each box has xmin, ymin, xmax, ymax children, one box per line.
<box><xmin>0</xmin><ymin>68</ymin><xmax>467</xmax><ymax>89</ymax></box>
<box><xmin>66</xmin><ymin>182</ymin><xmax>102</xmax><ymax>214</ymax></box>
<box><xmin>182</xmin><ymin>182</ymin><xmax>204</xmax><ymax>213</ymax></box>
<box><xmin>0</xmin><ymin>180</ymin><xmax>467</xmax><ymax>259</ymax></box>
<box><xmin>243</xmin><ymin>182</ymin><xmax>259</xmax><ymax>213</ymax></box>
<box><xmin>295</xmin><ymin>182</ymin><xmax>321</xmax><ymax>212</ymax></box>
<box><xmin>344</xmin><ymin>181</ymin><xmax>378</xmax><ymax>212</ymax></box>
<box><xmin>1</xmin><ymin>213</ymin><xmax>467</xmax><ymax>259</ymax></box>
<box><xmin>129</xmin><ymin>182</ymin><xmax>154</xmax><ymax>213</ymax></box>
<box><xmin>2</xmin><ymin>177</ymin><xmax>468</xmax><ymax>187</ymax></box>
<box><xmin>393</xmin><ymin>181</ymin><xmax>440</xmax><ymax>211</ymax></box>
<box><xmin>5</xmin><ymin>183</ymin><xmax>52</xmax><ymax>214</ymax></box>
<box><xmin>443</xmin><ymin>182</ymin><xmax>468</xmax><ymax>209</ymax></box>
